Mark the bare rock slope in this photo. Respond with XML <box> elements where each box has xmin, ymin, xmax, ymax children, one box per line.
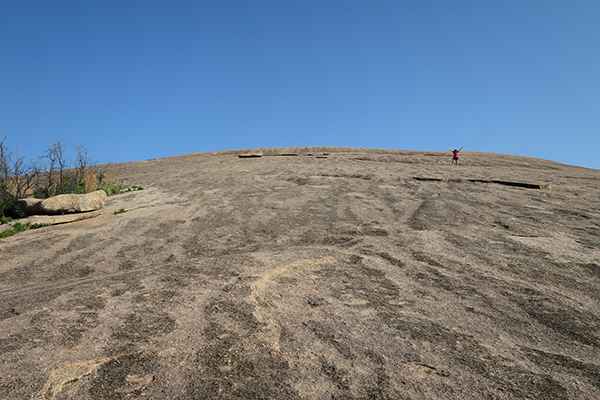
<box><xmin>1</xmin><ymin>147</ymin><xmax>599</xmax><ymax>399</ymax></box>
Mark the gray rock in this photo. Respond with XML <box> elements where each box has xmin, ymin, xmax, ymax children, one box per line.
<box><xmin>18</xmin><ymin>189</ymin><xmax>107</xmax><ymax>215</ymax></box>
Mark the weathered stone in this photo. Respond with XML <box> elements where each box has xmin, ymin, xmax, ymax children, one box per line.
<box><xmin>2</xmin><ymin>147</ymin><xmax>600</xmax><ymax>399</ymax></box>
<box><xmin>18</xmin><ymin>190</ymin><xmax>107</xmax><ymax>215</ymax></box>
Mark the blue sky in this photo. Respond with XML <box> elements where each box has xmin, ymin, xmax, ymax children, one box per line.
<box><xmin>1</xmin><ymin>1</ymin><xmax>599</xmax><ymax>169</ymax></box>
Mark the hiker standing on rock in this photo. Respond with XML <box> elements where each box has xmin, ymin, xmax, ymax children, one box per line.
<box><xmin>448</xmin><ymin>147</ymin><xmax>463</xmax><ymax>166</ymax></box>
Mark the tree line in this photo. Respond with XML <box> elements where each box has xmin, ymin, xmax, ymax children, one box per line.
<box><xmin>0</xmin><ymin>136</ymin><xmax>111</xmax><ymax>218</ymax></box>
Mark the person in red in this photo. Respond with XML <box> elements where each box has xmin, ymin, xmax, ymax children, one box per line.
<box><xmin>448</xmin><ymin>147</ymin><xmax>463</xmax><ymax>166</ymax></box>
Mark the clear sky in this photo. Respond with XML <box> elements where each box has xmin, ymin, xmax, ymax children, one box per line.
<box><xmin>1</xmin><ymin>1</ymin><xmax>599</xmax><ymax>169</ymax></box>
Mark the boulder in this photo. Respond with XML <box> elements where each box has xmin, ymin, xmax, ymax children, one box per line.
<box><xmin>18</xmin><ymin>190</ymin><xmax>107</xmax><ymax>215</ymax></box>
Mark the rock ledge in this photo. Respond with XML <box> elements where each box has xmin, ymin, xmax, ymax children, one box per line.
<box><xmin>18</xmin><ymin>190</ymin><xmax>107</xmax><ymax>215</ymax></box>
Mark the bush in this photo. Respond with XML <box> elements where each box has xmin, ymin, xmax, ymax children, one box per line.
<box><xmin>0</xmin><ymin>221</ymin><xmax>51</xmax><ymax>239</ymax></box>
<box><xmin>56</xmin><ymin>181</ymin><xmax>87</xmax><ymax>195</ymax></box>
<box><xmin>96</xmin><ymin>182</ymin><xmax>125</xmax><ymax>196</ymax></box>
<box><xmin>0</xmin><ymin>221</ymin><xmax>28</xmax><ymax>238</ymax></box>
<box><xmin>0</xmin><ymin>189</ymin><xmax>26</xmax><ymax>219</ymax></box>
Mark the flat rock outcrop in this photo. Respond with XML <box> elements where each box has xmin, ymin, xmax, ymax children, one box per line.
<box><xmin>18</xmin><ymin>189</ymin><xmax>107</xmax><ymax>215</ymax></box>
<box><xmin>1</xmin><ymin>147</ymin><xmax>599</xmax><ymax>399</ymax></box>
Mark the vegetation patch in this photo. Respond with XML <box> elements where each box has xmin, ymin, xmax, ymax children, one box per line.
<box><xmin>1</xmin><ymin>137</ymin><xmax>144</xmax><ymax>238</ymax></box>
<box><xmin>1</xmin><ymin>136</ymin><xmax>145</xmax><ymax>216</ymax></box>
<box><xmin>0</xmin><ymin>221</ymin><xmax>52</xmax><ymax>239</ymax></box>
<box><xmin>97</xmin><ymin>183</ymin><xmax>144</xmax><ymax>196</ymax></box>
<box><xmin>96</xmin><ymin>182</ymin><xmax>125</xmax><ymax>196</ymax></box>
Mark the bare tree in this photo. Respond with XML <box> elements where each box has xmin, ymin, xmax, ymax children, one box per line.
<box><xmin>11</xmin><ymin>156</ymin><xmax>40</xmax><ymax>199</ymax></box>
<box><xmin>0</xmin><ymin>136</ymin><xmax>34</xmax><ymax>217</ymax></box>
<box><xmin>10</xmin><ymin>153</ymin><xmax>28</xmax><ymax>198</ymax></box>
<box><xmin>0</xmin><ymin>136</ymin><xmax>11</xmax><ymax>184</ymax></box>
<box><xmin>0</xmin><ymin>136</ymin><xmax>104</xmax><ymax>216</ymax></box>
<box><xmin>55</xmin><ymin>140</ymin><xmax>68</xmax><ymax>187</ymax></box>
<box><xmin>74</xmin><ymin>144</ymin><xmax>96</xmax><ymax>181</ymax></box>
<box><xmin>0</xmin><ymin>137</ymin><xmax>13</xmax><ymax>217</ymax></box>
<box><xmin>42</xmin><ymin>144</ymin><xmax>56</xmax><ymax>191</ymax></box>
<box><xmin>0</xmin><ymin>136</ymin><xmax>40</xmax><ymax>198</ymax></box>
<box><xmin>41</xmin><ymin>140</ymin><xmax>69</xmax><ymax>195</ymax></box>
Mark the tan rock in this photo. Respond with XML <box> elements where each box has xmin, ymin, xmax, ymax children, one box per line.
<box><xmin>2</xmin><ymin>148</ymin><xmax>600</xmax><ymax>399</ymax></box>
<box><xmin>18</xmin><ymin>190</ymin><xmax>107</xmax><ymax>215</ymax></box>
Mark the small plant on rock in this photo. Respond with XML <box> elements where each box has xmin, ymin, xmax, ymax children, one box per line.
<box><xmin>125</xmin><ymin>185</ymin><xmax>144</xmax><ymax>192</ymax></box>
<box><xmin>0</xmin><ymin>221</ymin><xmax>52</xmax><ymax>239</ymax></box>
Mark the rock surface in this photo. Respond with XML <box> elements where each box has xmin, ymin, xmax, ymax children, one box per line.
<box><xmin>18</xmin><ymin>190</ymin><xmax>107</xmax><ymax>215</ymax></box>
<box><xmin>1</xmin><ymin>147</ymin><xmax>599</xmax><ymax>399</ymax></box>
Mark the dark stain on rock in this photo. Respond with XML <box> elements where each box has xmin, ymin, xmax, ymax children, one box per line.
<box><xmin>0</xmin><ymin>327</ymin><xmax>49</xmax><ymax>356</ymax></box>
<box><xmin>183</xmin><ymin>294</ymin><xmax>300</xmax><ymax>400</ymax></box>
<box><xmin>206</xmin><ymin>298</ymin><xmax>260</xmax><ymax>331</ymax></box>
<box><xmin>58</xmin><ymin>311</ymin><xmax>99</xmax><ymax>347</ymax></box>
<box><xmin>112</xmin><ymin>310</ymin><xmax>176</xmax><ymax>342</ymax></box>
<box><xmin>50</xmin><ymin>263</ymin><xmax>95</xmax><ymax>281</ymax></box>
<box><xmin>0</xmin><ymin>307</ymin><xmax>20</xmax><ymax>321</ymax></box>
<box><xmin>89</xmin><ymin>352</ymin><xmax>155</xmax><ymax>400</ymax></box>
<box><xmin>521</xmin><ymin>347</ymin><xmax>600</xmax><ymax>389</ymax></box>
<box><xmin>320</xmin><ymin>357</ymin><xmax>351</xmax><ymax>391</ymax></box>
<box><xmin>143</xmin><ymin>220</ymin><xmax>186</xmax><ymax>239</ymax></box>
<box><xmin>580</xmin><ymin>262</ymin><xmax>600</xmax><ymax>279</ymax></box>
<box><xmin>407</xmin><ymin>199</ymin><xmax>444</xmax><ymax>230</ymax></box>
<box><xmin>509</xmin><ymin>291</ymin><xmax>600</xmax><ymax>347</ymax></box>
<box><xmin>411</xmin><ymin>251</ymin><xmax>445</xmax><ymax>268</ymax></box>
<box><xmin>307</xmin><ymin>295</ymin><xmax>327</xmax><ymax>307</ymax></box>
<box><xmin>384</xmin><ymin>314</ymin><xmax>568</xmax><ymax>398</ymax></box>
<box><xmin>307</xmin><ymin>321</ymin><xmax>356</xmax><ymax>360</ymax></box>
<box><xmin>377</xmin><ymin>252</ymin><xmax>404</xmax><ymax>268</ymax></box>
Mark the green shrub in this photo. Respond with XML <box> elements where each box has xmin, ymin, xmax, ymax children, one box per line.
<box><xmin>125</xmin><ymin>185</ymin><xmax>144</xmax><ymax>192</ymax></box>
<box><xmin>30</xmin><ymin>222</ymin><xmax>51</xmax><ymax>229</ymax></box>
<box><xmin>33</xmin><ymin>186</ymin><xmax>51</xmax><ymax>199</ymax></box>
<box><xmin>56</xmin><ymin>181</ymin><xmax>87</xmax><ymax>195</ymax></box>
<box><xmin>33</xmin><ymin>182</ymin><xmax>86</xmax><ymax>198</ymax></box>
<box><xmin>0</xmin><ymin>190</ymin><xmax>26</xmax><ymax>219</ymax></box>
<box><xmin>99</xmin><ymin>183</ymin><xmax>144</xmax><ymax>195</ymax></box>
<box><xmin>0</xmin><ymin>222</ymin><xmax>27</xmax><ymax>238</ymax></box>
<box><xmin>96</xmin><ymin>182</ymin><xmax>125</xmax><ymax>196</ymax></box>
<box><xmin>113</xmin><ymin>208</ymin><xmax>126</xmax><ymax>215</ymax></box>
<box><xmin>0</xmin><ymin>221</ymin><xmax>51</xmax><ymax>239</ymax></box>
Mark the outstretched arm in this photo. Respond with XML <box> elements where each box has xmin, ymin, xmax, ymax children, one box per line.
<box><xmin>448</xmin><ymin>147</ymin><xmax>452</xmax><ymax>151</ymax></box>
<box><xmin>459</xmin><ymin>146</ymin><xmax>463</xmax><ymax>151</ymax></box>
